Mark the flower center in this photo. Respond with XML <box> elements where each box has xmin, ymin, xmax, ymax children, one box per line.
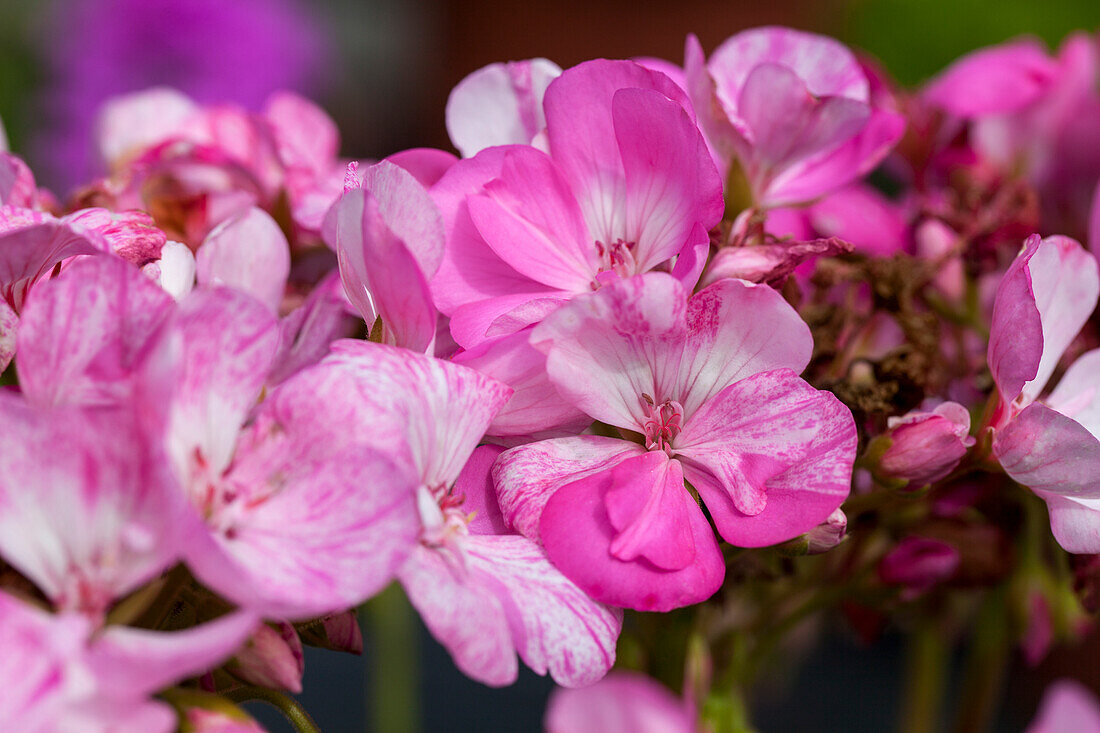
<box><xmin>592</xmin><ymin>238</ymin><xmax>637</xmax><ymax>287</ymax></box>
<box><xmin>641</xmin><ymin>393</ymin><xmax>684</xmax><ymax>453</ymax></box>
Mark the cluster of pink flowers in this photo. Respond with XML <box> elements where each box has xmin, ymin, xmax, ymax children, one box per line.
<box><xmin>2</xmin><ymin>24</ymin><xmax>1100</xmax><ymax>732</ymax></box>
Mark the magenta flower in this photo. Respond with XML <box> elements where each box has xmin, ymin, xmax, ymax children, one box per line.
<box><xmin>544</xmin><ymin>671</ymin><xmax>695</xmax><ymax>733</ymax></box>
<box><xmin>988</xmin><ymin>234</ymin><xmax>1100</xmax><ymax>552</ymax></box>
<box><xmin>494</xmin><ymin>273</ymin><xmax>856</xmax><ymax>611</ymax></box>
<box><xmin>684</xmin><ymin>27</ymin><xmax>905</xmax><ymax>208</ymax></box>
<box><xmin>446</xmin><ymin>58</ymin><xmax>562</xmax><ymax>156</ymax></box>
<box><xmin>432</xmin><ymin>58</ymin><xmax>723</xmax><ymax>348</ymax></box>
<box><xmin>316</xmin><ymin>341</ymin><xmax>622</xmax><ymax>687</ymax></box>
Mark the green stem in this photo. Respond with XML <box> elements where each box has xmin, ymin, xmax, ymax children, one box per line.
<box><xmin>225</xmin><ymin>686</ymin><xmax>321</xmax><ymax>733</ymax></box>
<box><xmin>134</xmin><ymin>564</ymin><xmax>191</xmax><ymax>630</ymax></box>
<box><xmin>362</xmin><ymin>583</ymin><xmax>419</xmax><ymax>733</ymax></box>
<box><xmin>899</xmin><ymin>620</ymin><xmax>949</xmax><ymax>733</ymax></box>
<box><xmin>951</xmin><ymin>588</ymin><xmax>1010</xmax><ymax>733</ymax></box>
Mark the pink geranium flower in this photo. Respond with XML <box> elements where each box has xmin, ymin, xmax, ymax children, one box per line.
<box><xmin>684</xmin><ymin>27</ymin><xmax>905</xmax><ymax>208</ymax></box>
<box><xmin>494</xmin><ymin>273</ymin><xmax>856</xmax><ymax>611</ymax></box>
<box><xmin>315</xmin><ymin>340</ymin><xmax>622</xmax><ymax>687</ymax></box>
<box><xmin>987</xmin><ymin>234</ymin><xmax>1100</xmax><ymax>552</ymax></box>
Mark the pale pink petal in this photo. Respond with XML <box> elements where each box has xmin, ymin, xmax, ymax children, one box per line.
<box><xmin>676</xmin><ymin>369</ymin><xmax>856</xmax><ymax>547</ymax></box>
<box><xmin>923</xmin><ymin>39</ymin><xmax>1058</xmax><ymax>118</ymax></box>
<box><xmin>324</xmin><ymin>340</ymin><xmax>513</xmax><ymax>487</ymax></box>
<box><xmin>0</xmin><ymin>210</ymin><xmax>102</xmax><ymax>312</ymax></box>
<box><xmin>672</xmin><ymin>278</ymin><xmax>813</xmax><ymax>418</ymax></box>
<box><xmin>446</xmin><ymin>58</ymin><xmax>562</xmax><ymax>156</ymax></box>
<box><xmin>545</xmin><ymin>671</ymin><xmax>694</xmax><ymax>733</ymax></box>
<box><xmin>532</xmin><ymin>273</ymin><xmax>686</xmax><ymax>430</ymax></box>
<box><xmin>464</xmin><ymin>534</ymin><xmax>621</xmax><ymax>686</ymax></box>
<box><xmin>95</xmin><ymin>87</ymin><xmax>198</xmax><ymax>167</ymax></box>
<box><xmin>493</xmin><ymin>436</ymin><xmax>647</xmax><ymax>542</ymax></box>
<box><xmin>612</xmin><ymin>87</ymin><xmax>723</xmax><ymax>272</ymax></box>
<box><xmin>196</xmin><ymin>207</ymin><xmax>290</xmax><ymax>313</ymax></box>
<box><xmin>386</xmin><ymin>148</ymin><xmax>458</xmax><ymax>188</ymax></box>
<box><xmin>539</xmin><ymin>454</ymin><xmax>724</xmax><ymax>611</ymax></box>
<box><xmin>263</xmin><ymin>91</ymin><xmax>339</xmax><ymax>176</ymax></box>
<box><xmin>0</xmin><ymin>396</ymin><xmax>188</xmax><ymax>618</ymax></box>
<box><xmin>89</xmin><ymin>611</ymin><xmax>258</xmax><ymax>697</ymax></box>
<box><xmin>16</xmin><ymin>256</ymin><xmax>175</xmax><ymax>408</ymax></box>
<box><xmin>452</xmin><ymin>329</ymin><xmax>589</xmax><ymax>438</ymax></box>
<box><xmin>1047</xmin><ymin>349</ymin><xmax>1100</xmax><ymax>438</ymax></box>
<box><xmin>1027</xmin><ymin>679</ymin><xmax>1100</xmax><ymax>733</ymax></box>
<box><xmin>166</xmin><ymin>288</ymin><xmax>279</xmax><ymax>479</ymax></box>
<box><xmin>470</xmin><ymin>147</ymin><xmax>598</xmax><ymax>291</ymax></box>
<box><xmin>0</xmin><ymin>299</ymin><xmax>16</xmax><ymax>372</ymax></box>
<box><xmin>143</xmin><ymin>240</ymin><xmax>196</xmax><ymax>300</ymax></box>
<box><xmin>0</xmin><ymin>153</ymin><xmax>39</xmax><ymax>208</ymax></box>
<box><xmin>399</xmin><ymin>544</ymin><xmax>517</xmax><ymax>686</ymax></box>
<box><xmin>359</xmin><ymin>160</ymin><xmax>445</xmax><ymax>277</ymax></box>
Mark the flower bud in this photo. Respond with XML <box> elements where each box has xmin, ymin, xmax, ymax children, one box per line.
<box><xmin>183</xmin><ymin>708</ymin><xmax>268</xmax><ymax>733</ymax></box>
<box><xmin>879</xmin><ymin>536</ymin><xmax>960</xmax><ymax>599</ymax></box>
<box><xmin>877</xmin><ymin>401</ymin><xmax>975</xmax><ymax>487</ymax></box>
<box><xmin>320</xmin><ymin>609</ymin><xmax>363</xmax><ymax>655</ymax></box>
<box><xmin>226</xmin><ymin>621</ymin><xmax>305</xmax><ymax>693</ymax></box>
<box><xmin>806</xmin><ymin>508</ymin><xmax>848</xmax><ymax>554</ymax></box>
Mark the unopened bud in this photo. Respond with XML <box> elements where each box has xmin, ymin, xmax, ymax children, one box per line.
<box><xmin>878</xmin><ymin>401</ymin><xmax>975</xmax><ymax>487</ymax></box>
<box><xmin>806</xmin><ymin>509</ymin><xmax>848</xmax><ymax>554</ymax></box>
<box><xmin>226</xmin><ymin>621</ymin><xmax>305</xmax><ymax>693</ymax></box>
<box><xmin>879</xmin><ymin>536</ymin><xmax>959</xmax><ymax>599</ymax></box>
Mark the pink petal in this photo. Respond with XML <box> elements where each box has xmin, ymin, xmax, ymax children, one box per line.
<box><xmin>324</xmin><ymin>339</ymin><xmax>513</xmax><ymax>487</ymax></box>
<box><xmin>0</xmin><ymin>299</ymin><xmax>14</xmax><ymax>372</ymax></box>
<box><xmin>603</xmin><ymin>452</ymin><xmax>697</xmax><ymax>570</ymax></box>
<box><xmin>988</xmin><ymin>234</ymin><xmax>1045</xmax><ymax>404</ymax></box>
<box><xmin>676</xmin><ymin>369</ymin><xmax>856</xmax><ymax>547</ymax></box>
<box><xmin>673</xmin><ymin>277</ymin><xmax>813</xmax><ymax>418</ymax></box>
<box><xmin>923</xmin><ymin>39</ymin><xmax>1058</xmax><ymax>118</ymax></box>
<box><xmin>539</xmin><ymin>454</ymin><xmax>724</xmax><ymax>611</ymax></box>
<box><xmin>267</xmin><ymin>271</ymin><xmax>356</xmax><ymax>386</ymax></box>
<box><xmin>457</xmin><ymin>444</ymin><xmax>509</xmax><ymax>536</ymax></box>
<box><xmin>1027</xmin><ymin>680</ymin><xmax>1100</xmax><ymax>733</ymax></box>
<box><xmin>166</xmin><ymin>288</ymin><xmax>279</xmax><ymax>479</ymax></box>
<box><xmin>448</xmin><ymin>289</ymin><xmax>570</xmax><ymax>349</ymax></box>
<box><xmin>464</xmin><ymin>534</ymin><xmax>621</xmax><ymax>686</ymax></box>
<box><xmin>386</xmin><ymin>148</ymin><xmax>458</xmax><ymax>188</ymax></box>
<box><xmin>808</xmin><ymin>184</ymin><xmax>909</xmax><ymax>257</ymax></box>
<box><xmin>16</xmin><ymin>255</ymin><xmax>174</xmax><ymax>409</ymax></box>
<box><xmin>359</xmin><ymin>160</ymin><xmax>445</xmax><ymax>277</ymax></box>
<box><xmin>263</xmin><ymin>91</ymin><xmax>338</xmax><ymax>176</ymax></box>
<box><xmin>493</xmin><ymin>436</ymin><xmax>647</xmax><ymax>542</ymax></box>
<box><xmin>995</xmin><ymin>402</ymin><xmax>1100</xmax><ymax>553</ymax></box>
<box><xmin>545</xmin><ymin>671</ymin><xmax>694</xmax><ymax>733</ymax></box>
<box><xmin>533</xmin><ymin>273</ymin><xmax>686</xmax><ymax>430</ymax></box>
<box><xmin>470</xmin><ymin>147</ymin><xmax>598</xmax><ymax>291</ymax></box>
<box><xmin>612</xmin><ymin>87</ymin><xmax>723</xmax><ymax>272</ymax></box>
<box><xmin>0</xmin><ymin>209</ymin><xmax>102</xmax><ymax>313</ymax></box>
<box><xmin>1047</xmin><ymin>349</ymin><xmax>1100</xmax><ymax>438</ymax></box>
<box><xmin>452</xmin><ymin>329</ymin><xmax>589</xmax><ymax>438</ymax></box>
<box><xmin>196</xmin><ymin>207</ymin><xmax>290</xmax><ymax>313</ymax></box>
<box><xmin>446</xmin><ymin>58</ymin><xmax>562</xmax><ymax>156</ymax></box>
<box><xmin>399</xmin><ymin>544</ymin><xmax>518</xmax><ymax>686</ymax></box>
<box><xmin>95</xmin><ymin>87</ymin><xmax>198</xmax><ymax>167</ymax></box>
<box><xmin>1090</xmin><ymin>182</ymin><xmax>1100</xmax><ymax>256</ymax></box>
<box><xmin>0</xmin><ymin>153</ymin><xmax>38</xmax><ymax>208</ymax></box>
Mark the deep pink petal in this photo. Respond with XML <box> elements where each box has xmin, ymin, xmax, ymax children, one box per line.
<box><xmin>446</xmin><ymin>58</ymin><xmax>562</xmax><ymax>156</ymax></box>
<box><xmin>539</xmin><ymin>454</ymin><xmax>724</xmax><ymax>611</ymax></box>
<box><xmin>263</xmin><ymin>91</ymin><xmax>339</xmax><ymax>176</ymax></box>
<box><xmin>677</xmin><ymin>369</ymin><xmax>856</xmax><ymax>547</ymax></box>
<box><xmin>386</xmin><ymin>148</ymin><xmax>458</xmax><ymax>188</ymax></box>
<box><xmin>988</xmin><ymin>234</ymin><xmax>1045</xmax><ymax>404</ymax></box>
<box><xmin>923</xmin><ymin>39</ymin><xmax>1058</xmax><ymax>118</ymax></box>
<box><xmin>545</xmin><ymin>671</ymin><xmax>694</xmax><ymax>733</ymax></box>
<box><xmin>196</xmin><ymin>207</ymin><xmax>290</xmax><ymax>313</ymax></box>
<box><xmin>457</xmin><ymin>444</ymin><xmax>509</xmax><ymax>536</ymax></box>
<box><xmin>808</xmin><ymin>184</ymin><xmax>908</xmax><ymax>257</ymax></box>
<box><xmin>465</xmin><ymin>534</ymin><xmax>621</xmax><ymax>686</ymax></box>
<box><xmin>448</xmin><ymin>289</ymin><xmax>570</xmax><ymax>349</ymax></box>
<box><xmin>493</xmin><ymin>436</ymin><xmax>647</xmax><ymax>542</ymax></box>
<box><xmin>603</xmin><ymin>453</ymin><xmax>697</xmax><ymax>570</ymax></box>
<box><xmin>16</xmin><ymin>256</ymin><xmax>175</xmax><ymax>408</ymax></box>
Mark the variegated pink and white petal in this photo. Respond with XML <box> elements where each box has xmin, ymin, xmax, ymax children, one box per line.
<box><xmin>17</xmin><ymin>256</ymin><xmax>174</xmax><ymax>408</ymax></box>
<box><xmin>538</xmin><ymin>455</ymin><xmax>724</xmax><ymax>611</ymax></box>
<box><xmin>88</xmin><ymin>611</ymin><xmax>258</xmax><ymax>697</ymax></box>
<box><xmin>0</xmin><ymin>210</ymin><xmax>102</xmax><ymax>313</ymax></box>
<box><xmin>399</xmin><ymin>545</ymin><xmax>518</xmax><ymax>686</ymax></box>
<box><xmin>196</xmin><ymin>208</ymin><xmax>290</xmax><ymax>313</ymax></box>
<box><xmin>612</xmin><ymin>88</ymin><xmax>723</xmax><ymax>272</ymax></box>
<box><xmin>1047</xmin><ymin>349</ymin><xmax>1100</xmax><ymax>438</ymax></box>
<box><xmin>995</xmin><ymin>402</ymin><xmax>1100</xmax><ymax>553</ymax></box>
<box><xmin>464</xmin><ymin>534</ymin><xmax>621</xmax><ymax>686</ymax></box>
<box><xmin>0</xmin><ymin>299</ymin><xmax>16</xmax><ymax>373</ymax></box>
<box><xmin>452</xmin><ymin>329</ymin><xmax>589</xmax><ymax>438</ymax></box>
<box><xmin>544</xmin><ymin>671</ymin><xmax>695</xmax><ymax>733</ymax></box>
<box><xmin>321</xmin><ymin>340</ymin><xmax>512</xmax><ymax>487</ymax></box>
<box><xmin>676</xmin><ymin>369</ymin><xmax>856</xmax><ymax>547</ymax></box>
<box><xmin>533</xmin><ymin>273</ymin><xmax>686</xmax><ymax>431</ymax></box>
<box><xmin>446</xmin><ymin>58</ymin><xmax>562</xmax><ymax>156</ymax></box>
<box><xmin>0</xmin><ymin>153</ymin><xmax>40</xmax><ymax>208</ymax></box>
<box><xmin>166</xmin><ymin>288</ymin><xmax>279</xmax><ymax>480</ymax></box>
<box><xmin>494</xmin><ymin>436</ymin><xmax>647</xmax><ymax>542</ymax></box>
<box><xmin>0</xmin><ymin>396</ymin><xmax>188</xmax><ymax>618</ymax></box>
<box><xmin>359</xmin><ymin>160</ymin><xmax>445</xmax><ymax>278</ymax></box>
<box><xmin>672</xmin><ymin>278</ymin><xmax>813</xmax><ymax>418</ymax></box>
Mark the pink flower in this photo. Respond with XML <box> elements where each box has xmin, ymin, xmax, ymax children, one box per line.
<box><xmin>1027</xmin><ymin>680</ymin><xmax>1100</xmax><ymax>733</ymax></box>
<box><xmin>987</xmin><ymin>235</ymin><xmax>1100</xmax><ymax>552</ymax></box>
<box><xmin>494</xmin><ymin>273</ymin><xmax>856</xmax><ymax>611</ymax></box>
<box><xmin>878</xmin><ymin>537</ymin><xmax>959</xmax><ymax>599</ymax></box>
<box><xmin>684</xmin><ymin>27</ymin><xmax>905</xmax><ymax>207</ymax></box>
<box><xmin>877</xmin><ymin>401</ymin><xmax>975</xmax><ymax>487</ymax></box>
<box><xmin>432</xmin><ymin>59</ymin><xmax>723</xmax><ymax>348</ymax></box>
<box><xmin>316</xmin><ymin>341</ymin><xmax>622</xmax><ymax>687</ymax></box>
<box><xmin>544</xmin><ymin>671</ymin><xmax>695</xmax><ymax>733</ymax></box>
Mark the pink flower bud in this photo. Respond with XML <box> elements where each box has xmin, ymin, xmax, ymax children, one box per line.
<box><xmin>226</xmin><ymin>621</ymin><xmax>305</xmax><ymax>693</ymax></box>
<box><xmin>184</xmin><ymin>708</ymin><xmax>268</xmax><ymax>733</ymax></box>
<box><xmin>321</xmin><ymin>610</ymin><xmax>363</xmax><ymax>655</ymax></box>
<box><xmin>879</xmin><ymin>536</ymin><xmax>960</xmax><ymax>598</ymax></box>
<box><xmin>806</xmin><ymin>508</ymin><xmax>848</xmax><ymax>554</ymax></box>
<box><xmin>878</xmin><ymin>401</ymin><xmax>975</xmax><ymax>486</ymax></box>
